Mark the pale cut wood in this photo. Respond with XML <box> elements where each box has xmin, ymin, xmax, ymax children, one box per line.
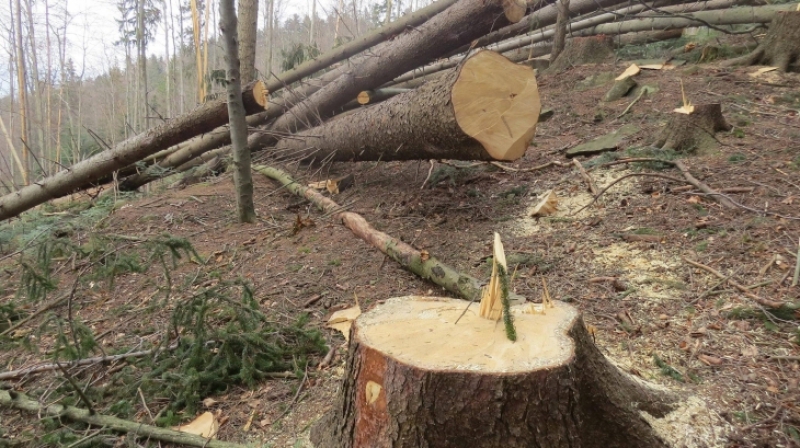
<box><xmin>452</xmin><ymin>50</ymin><xmax>541</xmax><ymax>161</ymax></box>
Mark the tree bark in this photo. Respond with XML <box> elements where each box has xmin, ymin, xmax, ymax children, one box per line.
<box><xmin>270</xmin><ymin>51</ymin><xmax>540</xmax><ymax>163</ymax></box>
<box><xmin>550</xmin><ymin>0</ymin><xmax>570</xmax><ymax>61</ymax></box>
<box><xmin>653</xmin><ymin>104</ymin><xmax>731</xmax><ymax>153</ymax></box>
<box><xmin>721</xmin><ymin>11</ymin><xmax>800</xmax><ymax>72</ymax></box>
<box><xmin>0</xmin><ymin>81</ymin><xmax>267</xmax><ymax>221</ymax></box>
<box><xmin>250</xmin><ymin>0</ymin><xmax>528</xmax><ymax>153</ymax></box>
<box><xmin>220</xmin><ymin>0</ymin><xmax>256</xmax><ymax>222</ymax></box>
<box><xmin>237</xmin><ymin>0</ymin><xmax>259</xmax><ymax>83</ymax></box>
<box><xmin>311</xmin><ymin>296</ymin><xmax>678</xmax><ymax>448</ymax></box>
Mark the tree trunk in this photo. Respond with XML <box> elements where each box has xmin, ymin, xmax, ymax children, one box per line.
<box><xmin>13</xmin><ymin>0</ymin><xmax>29</xmax><ymax>184</ymax></box>
<box><xmin>191</xmin><ymin>0</ymin><xmax>204</xmax><ymax>103</ymax></box>
<box><xmin>653</xmin><ymin>104</ymin><xmax>731</xmax><ymax>153</ymax></box>
<box><xmin>311</xmin><ymin>296</ymin><xmax>678</xmax><ymax>448</ymax></box>
<box><xmin>721</xmin><ymin>11</ymin><xmax>800</xmax><ymax>72</ymax></box>
<box><xmin>237</xmin><ymin>0</ymin><xmax>259</xmax><ymax>84</ymax></box>
<box><xmin>137</xmin><ymin>0</ymin><xmax>149</xmax><ymax>131</ymax></box>
<box><xmin>271</xmin><ymin>51</ymin><xmax>540</xmax><ymax>163</ymax></box>
<box><xmin>250</xmin><ymin>0</ymin><xmax>528</xmax><ymax>152</ymax></box>
<box><xmin>550</xmin><ymin>0</ymin><xmax>570</xmax><ymax>61</ymax></box>
<box><xmin>0</xmin><ymin>82</ymin><xmax>267</xmax><ymax>221</ymax></box>
<box><xmin>220</xmin><ymin>0</ymin><xmax>256</xmax><ymax>222</ymax></box>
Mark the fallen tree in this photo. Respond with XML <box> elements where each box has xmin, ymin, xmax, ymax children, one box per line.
<box><xmin>0</xmin><ymin>81</ymin><xmax>268</xmax><ymax>221</ymax></box>
<box><xmin>270</xmin><ymin>51</ymin><xmax>540</xmax><ymax>163</ymax></box>
<box><xmin>117</xmin><ymin>0</ymin><xmax>462</xmax><ymax>191</ymax></box>
<box><xmin>248</xmin><ymin>0</ymin><xmax>528</xmax><ymax>154</ymax></box>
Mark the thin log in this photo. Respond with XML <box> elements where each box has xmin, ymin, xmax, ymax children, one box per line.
<box><xmin>253</xmin><ymin>165</ymin><xmax>485</xmax><ymax>301</ymax></box>
<box><xmin>673</xmin><ymin>160</ymin><xmax>736</xmax><ymax>209</ymax></box>
<box><xmin>682</xmin><ymin>257</ymin><xmax>795</xmax><ymax>309</ymax></box>
<box><xmin>0</xmin><ymin>81</ymin><xmax>267</xmax><ymax>221</ymax></box>
<box><xmin>0</xmin><ymin>349</ymin><xmax>158</xmax><ymax>381</ymax></box>
<box><xmin>0</xmin><ymin>390</ymin><xmax>246</xmax><ymax>448</ymax></box>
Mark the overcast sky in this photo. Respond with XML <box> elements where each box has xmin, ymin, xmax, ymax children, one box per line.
<box><xmin>0</xmin><ymin>0</ymin><xmax>338</xmax><ymax>85</ymax></box>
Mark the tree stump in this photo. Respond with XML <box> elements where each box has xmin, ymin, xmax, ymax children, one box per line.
<box><xmin>652</xmin><ymin>104</ymin><xmax>731</xmax><ymax>153</ymax></box>
<box><xmin>722</xmin><ymin>11</ymin><xmax>800</xmax><ymax>72</ymax></box>
<box><xmin>311</xmin><ymin>296</ymin><xmax>679</xmax><ymax>448</ymax></box>
<box><xmin>548</xmin><ymin>36</ymin><xmax>614</xmax><ymax>72</ymax></box>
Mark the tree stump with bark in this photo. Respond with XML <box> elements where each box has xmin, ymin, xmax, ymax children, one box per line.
<box><xmin>311</xmin><ymin>296</ymin><xmax>679</xmax><ymax>448</ymax></box>
<box><xmin>270</xmin><ymin>50</ymin><xmax>541</xmax><ymax>163</ymax></box>
<box><xmin>653</xmin><ymin>104</ymin><xmax>731</xmax><ymax>152</ymax></box>
<box><xmin>548</xmin><ymin>36</ymin><xmax>614</xmax><ymax>72</ymax></box>
<box><xmin>722</xmin><ymin>11</ymin><xmax>800</xmax><ymax>72</ymax></box>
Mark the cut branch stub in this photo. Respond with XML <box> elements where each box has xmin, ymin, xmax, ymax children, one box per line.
<box><xmin>311</xmin><ymin>296</ymin><xmax>679</xmax><ymax>448</ymax></box>
<box><xmin>653</xmin><ymin>103</ymin><xmax>731</xmax><ymax>153</ymax></box>
<box><xmin>270</xmin><ymin>50</ymin><xmax>541</xmax><ymax>163</ymax></box>
<box><xmin>721</xmin><ymin>11</ymin><xmax>800</xmax><ymax>72</ymax></box>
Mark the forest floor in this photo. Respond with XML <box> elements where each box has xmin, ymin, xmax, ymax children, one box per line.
<box><xmin>1</xmin><ymin>35</ymin><xmax>800</xmax><ymax>448</ymax></box>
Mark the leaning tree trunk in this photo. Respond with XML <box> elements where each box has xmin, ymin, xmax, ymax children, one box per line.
<box><xmin>311</xmin><ymin>296</ymin><xmax>678</xmax><ymax>448</ymax></box>
<box><xmin>270</xmin><ymin>51</ymin><xmax>540</xmax><ymax>163</ymax></box>
<box><xmin>0</xmin><ymin>81</ymin><xmax>267</xmax><ymax>221</ymax></box>
<box><xmin>721</xmin><ymin>11</ymin><xmax>800</xmax><ymax>72</ymax></box>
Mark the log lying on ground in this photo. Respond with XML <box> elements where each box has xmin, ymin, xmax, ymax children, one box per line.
<box><xmin>721</xmin><ymin>11</ymin><xmax>800</xmax><ymax>71</ymax></box>
<box><xmin>311</xmin><ymin>296</ymin><xmax>680</xmax><ymax>448</ymax></box>
<box><xmin>570</xmin><ymin>4</ymin><xmax>795</xmax><ymax>38</ymax></box>
<box><xmin>254</xmin><ymin>165</ymin><xmax>486</xmax><ymax>301</ymax></box>
<box><xmin>249</xmin><ymin>0</ymin><xmax>528</xmax><ymax>154</ymax></box>
<box><xmin>0</xmin><ymin>390</ymin><xmax>245</xmax><ymax>448</ymax></box>
<box><xmin>269</xmin><ymin>51</ymin><xmax>540</xmax><ymax>163</ymax></box>
<box><xmin>0</xmin><ymin>81</ymin><xmax>267</xmax><ymax>221</ymax></box>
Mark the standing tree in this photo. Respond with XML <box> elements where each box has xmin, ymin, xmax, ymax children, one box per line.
<box><xmin>237</xmin><ymin>0</ymin><xmax>259</xmax><ymax>83</ymax></box>
<box><xmin>219</xmin><ymin>0</ymin><xmax>256</xmax><ymax>222</ymax></box>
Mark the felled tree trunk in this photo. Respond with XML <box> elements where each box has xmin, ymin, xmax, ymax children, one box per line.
<box><xmin>653</xmin><ymin>104</ymin><xmax>731</xmax><ymax>152</ymax></box>
<box><xmin>270</xmin><ymin>51</ymin><xmax>540</xmax><ymax>163</ymax></box>
<box><xmin>311</xmin><ymin>296</ymin><xmax>678</xmax><ymax>448</ymax></box>
<box><xmin>0</xmin><ymin>81</ymin><xmax>267</xmax><ymax>221</ymax></box>
<box><xmin>721</xmin><ymin>11</ymin><xmax>800</xmax><ymax>72</ymax></box>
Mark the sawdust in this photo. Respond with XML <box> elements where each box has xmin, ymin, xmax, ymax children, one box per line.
<box><xmin>592</xmin><ymin>242</ymin><xmax>684</xmax><ymax>301</ymax></box>
<box><xmin>643</xmin><ymin>395</ymin><xmax>732</xmax><ymax>448</ymax></box>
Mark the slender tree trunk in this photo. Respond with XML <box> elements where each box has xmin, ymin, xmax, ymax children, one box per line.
<box><xmin>237</xmin><ymin>0</ymin><xmax>258</xmax><ymax>83</ymax></box>
<box><xmin>175</xmin><ymin>0</ymin><xmax>185</xmax><ymax>114</ymax></box>
<box><xmin>137</xmin><ymin>0</ymin><xmax>149</xmax><ymax>130</ymax></box>
<box><xmin>203</xmin><ymin>0</ymin><xmax>211</xmax><ymax>97</ymax></box>
<box><xmin>24</xmin><ymin>0</ymin><xmax>45</xmax><ymax>176</ymax></box>
<box><xmin>13</xmin><ymin>0</ymin><xmax>29</xmax><ymax>184</ymax></box>
<box><xmin>265</xmin><ymin>0</ymin><xmax>274</xmax><ymax>76</ymax></box>
<box><xmin>551</xmin><ymin>0</ymin><xmax>570</xmax><ymax>61</ymax></box>
<box><xmin>310</xmin><ymin>0</ymin><xmax>316</xmax><ymax>45</ymax></box>
<box><xmin>220</xmin><ymin>0</ymin><xmax>256</xmax><ymax>222</ymax></box>
<box><xmin>191</xmin><ymin>0</ymin><xmax>203</xmax><ymax>103</ymax></box>
<box><xmin>164</xmin><ymin>0</ymin><xmax>172</xmax><ymax>118</ymax></box>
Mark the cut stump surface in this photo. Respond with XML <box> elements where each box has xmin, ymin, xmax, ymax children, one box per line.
<box><xmin>311</xmin><ymin>296</ymin><xmax>680</xmax><ymax>448</ymax></box>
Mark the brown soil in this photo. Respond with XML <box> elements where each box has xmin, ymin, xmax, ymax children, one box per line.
<box><xmin>2</xmin><ymin>55</ymin><xmax>800</xmax><ymax>447</ymax></box>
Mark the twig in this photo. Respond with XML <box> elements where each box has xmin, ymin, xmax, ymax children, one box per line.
<box><xmin>682</xmin><ymin>257</ymin><xmax>790</xmax><ymax>309</ymax></box>
<box><xmin>0</xmin><ymin>292</ymin><xmax>70</xmax><ymax>337</ymax></box>
<box><xmin>615</xmin><ymin>86</ymin><xmax>646</xmax><ymax>119</ymax></box>
<box><xmin>573</xmin><ymin>159</ymin><xmax>598</xmax><ymax>196</ymax></box>
<box><xmin>55</xmin><ymin>361</ymin><xmax>96</xmax><ymax>415</ymax></box>
<box><xmin>0</xmin><ymin>348</ymin><xmax>163</xmax><ymax>381</ymax></box>
<box><xmin>420</xmin><ymin>160</ymin><xmax>435</xmax><ymax>190</ymax></box>
<box><xmin>318</xmin><ymin>346</ymin><xmax>336</xmax><ymax>370</ymax></box>
<box><xmin>570</xmin><ymin>172</ymin><xmax>687</xmax><ymax>216</ymax></box>
<box><xmin>272</xmin><ymin>366</ymin><xmax>308</xmax><ymax>424</ymax></box>
<box><xmin>673</xmin><ymin>160</ymin><xmax>736</xmax><ymax>209</ymax></box>
<box><xmin>792</xmin><ymin>238</ymin><xmax>800</xmax><ymax>288</ymax></box>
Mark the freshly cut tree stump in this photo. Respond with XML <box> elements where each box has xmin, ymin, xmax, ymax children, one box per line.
<box><xmin>311</xmin><ymin>296</ymin><xmax>679</xmax><ymax>448</ymax></box>
<box><xmin>722</xmin><ymin>11</ymin><xmax>800</xmax><ymax>72</ymax></box>
<box><xmin>653</xmin><ymin>104</ymin><xmax>731</xmax><ymax>152</ymax></box>
<box><xmin>271</xmin><ymin>50</ymin><xmax>541</xmax><ymax>163</ymax></box>
<box><xmin>548</xmin><ymin>36</ymin><xmax>614</xmax><ymax>72</ymax></box>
